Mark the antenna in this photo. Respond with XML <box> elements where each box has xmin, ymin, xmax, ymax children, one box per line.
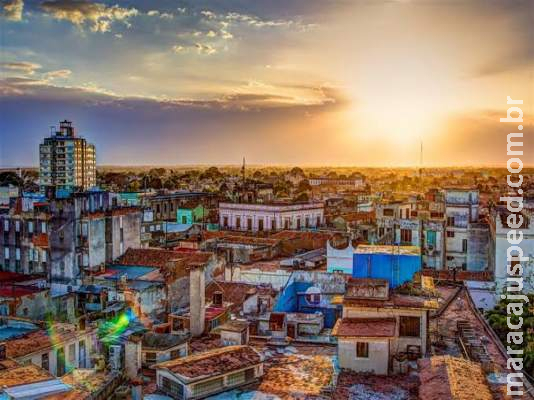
<box><xmin>420</xmin><ymin>140</ymin><xmax>423</xmax><ymax>168</ymax></box>
<box><xmin>241</xmin><ymin>157</ymin><xmax>246</xmax><ymax>184</ymax></box>
<box><xmin>419</xmin><ymin>140</ymin><xmax>423</xmax><ymax>182</ymax></box>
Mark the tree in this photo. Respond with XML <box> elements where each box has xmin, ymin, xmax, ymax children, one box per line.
<box><xmin>0</xmin><ymin>172</ymin><xmax>23</xmax><ymax>187</ymax></box>
<box><xmin>297</xmin><ymin>180</ymin><xmax>312</xmax><ymax>192</ymax></box>
<box><xmin>293</xmin><ymin>192</ymin><xmax>309</xmax><ymax>202</ymax></box>
<box><xmin>486</xmin><ymin>294</ymin><xmax>534</xmax><ymax>377</ymax></box>
<box><xmin>290</xmin><ymin>166</ymin><xmax>304</xmax><ymax>176</ymax></box>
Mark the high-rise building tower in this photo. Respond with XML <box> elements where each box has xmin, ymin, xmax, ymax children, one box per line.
<box><xmin>39</xmin><ymin>120</ymin><xmax>96</xmax><ymax>192</ymax></box>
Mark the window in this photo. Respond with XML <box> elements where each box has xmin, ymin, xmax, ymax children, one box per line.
<box><xmin>316</xmin><ymin>216</ymin><xmax>321</xmax><ymax>226</ymax></box>
<box><xmin>426</xmin><ymin>230</ymin><xmax>436</xmax><ymax>246</ymax></box>
<box><xmin>236</xmin><ymin>216</ymin><xmax>241</xmax><ymax>229</ymax></box>
<box><xmin>15</xmin><ymin>221</ymin><xmax>20</xmax><ymax>232</ymax></box>
<box><xmin>212</xmin><ymin>291</ymin><xmax>223</xmax><ymax>306</ymax></box>
<box><xmin>356</xmin><ymin>342</ymin><xmax>369</xmax><ymax>358</ymax></box>
<box><xmin>56</xmin><ymin>347</ymin><xmax>66</xmax><ymax>376</ymax></box>
<box><xmin>145</xmin><ymin>352</ymin><xmax>157</xmax><ymax>364</ymax></box>
<box><xmin>446</xmin><ymin>230</ymin><xmax>455</xmax><ymax>238</ymax></box>
<box><xmin>28</xmin><ymin>221</ymin><xmax>34</xmax><ymax>233</ymax></box>
<box><xmin>41</xmin><ymin>222</ymin><xmax>47</xmax><ymax>233</ymax></box>
<box><xmin>223</xmin><ymin>216</ymin><xmax>229</xmax><ymax>228</ymax></box>
<box><xmin>447</xmin><ymin>216</ymin><xmax>455</xmax><ymax>227</ymax></box>
<box><xmin>3</xmin><ymin>220</ymin><xmax>8</xmax><ymax>231</ymax></box>
<box><xmin>172</xmin><ymin>318</ymin><xmax>184</xmax><ymax>331</ymax></box>
<box><xmin>305</xmin><ymin>217</ymin><xmax>310</xmax><ymax>228</ymax></box>
<box><xmin>383</xmin><ymin>209</ymin><xmax>394</xmax><ymax>217</ymax></box>
<box><xmin>271</xmin><ymin>219</ymin><xmax>276</xmax><ymax>231</ymax></box>
<box><xmin>192</xmin><ymin>377</ymin><xmax>224</xmax><ymax>397</ymax></box>
<box><xmin>296</xmin><ymin>218</ymin><xmax>301</xmax><ymax>230</ymax></box>
<box><xmin>399</xmin><ymin>316</ymin><xmax>421</xmax><ymax>337</ymax></box>
<box><xmin>462</xmin><ymin>239</ymin><xmax>468</xmax><ymax>252</ymax></box>
<box><xmin>68</xmin><ymin>343</ymin><xmax>76</xmax><ymax>366</ymax></box>
<box><xmin>284</xmin><ymin>219</ymin><xmax>290</xmax><ymax>230</ymax></box>
<box><xmin>170</xmin><ymin>349</ymin><xmax>183</xmax><ymax>359</ymax></box>
<box><xmin>400</xmin><ymin>229</ymin><xmax>412</xmax><ymax>244</ymax></box>
<box><xmin>227</xmin><ymin>370</ymin><xmax>246</xmax><ymax>386</ymax></box>
<box><xmin>161</xmin><ymin>376</ymin><xmax>184</xmax><ymax>399</ymax></box>
<box><xmin>41</xmin><ymin>353</ymin><xmax>49</xmax><ymax>371</ymax></box>
<box><xmin>247</xmin><ymin>218</ymin><xmax>252</xmax><ymax>231</ymax></box>
<box><xmin>258</xmin><ymin>218</ymin><xmax>264</xmax><ymax>231</ymax></box>
<box><xmin>4</xmin><ymin>247</ymin><xmax>9</xmax><ymax>259</ymax></box>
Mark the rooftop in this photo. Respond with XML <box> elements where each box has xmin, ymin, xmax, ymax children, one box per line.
<box><xmin>418</xmin><ymin>356</ymin><xmax>493</xmax><ymax>400</ymax></box>
<box><xmin>6</xmin><ymin>323</ymin><xmax>87</xmax><ymax>359</ymax></box>
<box><xmin>114</xmin><ymin>248</ymin><xmax>213</xmax><ymax>279</ymax></box>
<box><xmin>355</xmin><ymin>245</ymin><xmax>421</xmax><ymax>256</ymax></box>
<box><xmin>332</xmin><ymin>318</ymin><xmax>397</xmax><ymax>338</ymax></box>
<box><xmin>152</xmin><ymin>345</ymin><xmax>262</xmax><ymax>381</ymax></box>
<box><xmin>0</xmin><ymin>363</ymin><xmax>53</xmax><ymax>387</ymax></box>
<box><xmin>205</xmin><ymin>281</ymin><xmax>259</xmax><ymax>313</ymax></box>
<box><xmin>142</xmin><ymin>332</ymin><xmax>190</xmax><ymax>350</ymax></box>
<box><xmin>217</xmin><ymin>320</ymin><xmax>249</xmax><ymax>333</ymax></box>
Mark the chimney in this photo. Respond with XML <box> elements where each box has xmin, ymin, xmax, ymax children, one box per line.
<box><xmin>189</xmin><ymin>264</ymin><xmax>205</xmax><ymax>336</ymax></box>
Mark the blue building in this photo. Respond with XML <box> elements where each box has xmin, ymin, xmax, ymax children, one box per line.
<box><xmin>273</xmin><ymin>271</ymin><xmax>345</xmax><ymax>328</ymax></box>
<box><xmin>352</xmin><ymin>245</ymin><xmax>421</xmax><ymax>288</ymax></box>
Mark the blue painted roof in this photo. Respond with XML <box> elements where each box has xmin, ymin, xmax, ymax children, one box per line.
<box><xmin>102</xmin><ymin>265</ymin><xmax>157</xmax><ymax>280</ymax></box>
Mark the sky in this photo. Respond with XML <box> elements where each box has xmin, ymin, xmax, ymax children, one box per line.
<box><xmin>0</xmin><ymin>0</ymin><xmax>532</xmax><ymax>167</ymax></box>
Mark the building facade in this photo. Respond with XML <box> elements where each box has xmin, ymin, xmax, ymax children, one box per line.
<box><xmin>39</xmin><ymin>120</ymin><xmax>96</xmax><ymax>192</ymax></box>
<box><xmin>219</xmin><ymin>201</ymin><xmax>324</xmax><ymax>232</ymax></box>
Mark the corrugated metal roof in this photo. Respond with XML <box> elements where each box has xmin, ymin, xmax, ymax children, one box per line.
<box><xmin>3</xmin><ymin>379</ymin><xmax>71</xmax><ymax>399</ymax></box>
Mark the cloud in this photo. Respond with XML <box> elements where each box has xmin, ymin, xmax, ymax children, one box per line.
<box><xmin>0</xmin><ymin>76</ymin><xmax>345</xmax><ymax>112</ymax></box>
<box><xmin>206</xmin><ymin>30</ymin><xmax>216</xmax><ymax>37</ymax></box>
<box><xmin>44</xmin><ymin>69</ymin><xmax>72</xmax><ymax>79</ymax></box>
<box><xmin>195</xmin><ymin>43</ymin><xmax>216</xmax><ymax>55</ymax></box>
<box><xmin>1</xmin><ymin>0</ymin><xmax>23</xmax><ymax>21</ymax></box>
<box><xmin>220</xmin><ymin>29</ymin><xmax>233</xmax><ymax>40</ymax></box>
<box><xmin>172</xmin><ymin>45</ymin><xmax>185</xmax><ymax>53</ymax></box>
<box><xmin>40</xmin><ymin>0</ymin><xmax>138</xmax><ymax>33</ymax></box>
<box><xmin>0</xmin><ymin>61</ymin><xmax>41</xmax><ymax>75</ymax></box>
<box><xmin>200</xmin><ymin>10</ymin><xmax>216</xmax><ymax>19</ymax></box>
<box><xmin>147</xmin><ymin>9</ymin><xmax>173</xmax><ymax>19</ymax></box>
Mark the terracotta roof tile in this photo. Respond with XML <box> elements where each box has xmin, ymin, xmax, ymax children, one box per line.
<box><xmin>0</xmin><ymin>364</ymin><xmax>53</xmax><ymax>387</ymax></box>
<box><xmin>418</xmin><ymin>356</ymin><xmax>493</xmax><ymax>400</ymax></box>
<box><xmin>153</xmin><ymin>345</ymin><xmax>262</xmax><ymax>380</ymax></box>
<box><xmin>205</xmin><ymin>281</ymin><xmax>258</xmax><ymax>312</ymax></box>
<box><xmin>332</xmin><ymin>318</ymin><xmax>396</xmax><ymax>337</ymax></box>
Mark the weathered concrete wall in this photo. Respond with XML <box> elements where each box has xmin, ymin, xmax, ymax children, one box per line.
<box><xmin>337</xmin><ymin>338</ymin><xmax>389</xmax><ymax>375</ymax></box>
<box><xmin>467</xmin><ymin>223</ymin><xmax>489</xmax><ymax>271</ymax></box>
<box><xmin>189</xmin><ymin>266</ymin><xmax>205</xmax><ymax>337</ymax></box>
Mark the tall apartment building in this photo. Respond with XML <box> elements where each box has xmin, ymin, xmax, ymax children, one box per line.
<box><xmin>39</xmin><ymin>120</ymin><xmax>96</xmax><ymax>192</ymax></box>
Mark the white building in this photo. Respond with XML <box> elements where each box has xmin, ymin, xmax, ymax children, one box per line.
<box><xmin>333</xmin><ymin>278</ymin><xmax>437</xmax><ymax>375</ymax></box>
<box><xmin>489</xmin><ymin>207</ymin><xmax>534</xmax><ymax>293</ymax></box>
<box><xmin>6</xmin><ymin>323</ymin><xmax>98</xmax><ymax>377</ymax></box>
<box><xmin>308</xmin><ymin>176</ymin><xmax>365</xmax><ymax>189</ymax></box>
<box><xmin>39</xmin><ymin>120</ymin><xmax>96</xmax><ymax>192</ymax></box>
<box><xmin>444</xmin><ymin>188</ymin><xmax>480</xmax><ymax>270</ymax></box>
<box><xmin>219</xmin><ymin>201</ymin><xmax>324</xmax><ymax>232</ymax></box>
<box><xmin>326</xmin><ymin>236</ymin><xmax>356</xmax><ymax>274</ymax></box>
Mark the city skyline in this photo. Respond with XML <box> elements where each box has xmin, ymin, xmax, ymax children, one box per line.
<box><xmin>1</xmin><ymin>0</ymin><xmax>532</xmax><ymax>167</ymax></box>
